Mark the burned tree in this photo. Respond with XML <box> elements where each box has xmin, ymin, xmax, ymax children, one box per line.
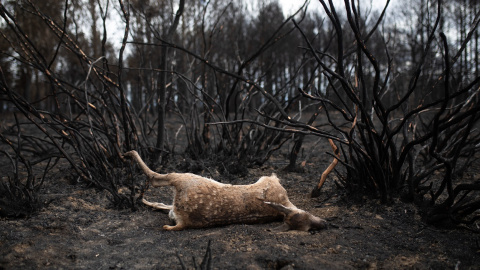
<box><xmin>245</xmin><ymin>0</ymin><xmax>480</xmax><ymax>225</ymax></box>
<box><xmin>0</xmin><ymin>0</ymin><xmax>142</xmax><ymax>209</ymax></box>
<box><xmin>1</xmin><ymin>0</ymin><xmax>479</xmax><ymax>228</ymax></box>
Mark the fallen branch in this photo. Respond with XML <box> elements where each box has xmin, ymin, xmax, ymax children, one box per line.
<box><xmin>311</xmin><ymin>138</ymin><xmax>340</xmax><ymax>198</ymax></box>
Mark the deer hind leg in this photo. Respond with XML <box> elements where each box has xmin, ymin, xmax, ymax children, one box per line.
<box><xmin>163</xmin><ymin>215</ymin><xmax>186</xmax><ymax>231</ymax></box>
<box><xmin>124</xmin><ymin>150</ymin><xmax>170</xmax><ymax>186</ymax></box>
<box><xmin>142</xmin><ymin>198</ymin><xmax>173</xmax><ymax>210</ymax></box>
<box><xmin>163</xmin><ymin>224</ymin><xmax>185</xmax><ymax>231</ymax></box>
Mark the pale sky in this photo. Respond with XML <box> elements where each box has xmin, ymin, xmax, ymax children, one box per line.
<box><xmin>280</xmin><ymin>0</ymin><xmax>389</xmax><ymax>16</ymax></box>
<box><xmin>104</xmin><ymin>0</ymin><xmax>390</xmax><ymax>52</ymax></box>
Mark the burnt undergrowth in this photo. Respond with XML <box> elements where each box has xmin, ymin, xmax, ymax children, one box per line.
<box><xmin>0</xmin><ymin>0</ymin><xmax>479</xmax><ymax>229</ymax></box>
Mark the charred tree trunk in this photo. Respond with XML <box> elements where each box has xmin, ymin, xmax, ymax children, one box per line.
<box><xmin>154</xmin><ymin>0</ymin><xmax>185</xmax><ymax>162</ymax></box>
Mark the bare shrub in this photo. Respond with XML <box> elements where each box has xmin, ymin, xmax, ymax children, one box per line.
<box><xmin>0</xmin><ymin>1</ymin><xmax>142</xmax><ymax>209</ymax></box>
<box><xmin>248</xmin><ymin>0</ymin><xmax>480</xmax><ymax>225</ymax></box>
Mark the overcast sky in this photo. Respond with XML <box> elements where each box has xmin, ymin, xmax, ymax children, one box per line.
<box><xmin>280</xmin><ymin>0</ymin><xmax>388</xmax><ymax>16</ymax></box>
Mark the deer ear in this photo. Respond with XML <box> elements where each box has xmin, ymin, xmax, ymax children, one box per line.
<box><xmin>264</xmin><ymin>201</ymin><xmax>295</xmax><ymax>215</ymax></box>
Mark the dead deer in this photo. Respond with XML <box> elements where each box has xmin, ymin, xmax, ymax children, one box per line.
<box><xmin>124</xmin><ymin>150</ymin><xmax>327</xmax><ymax>231</ymax></box>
